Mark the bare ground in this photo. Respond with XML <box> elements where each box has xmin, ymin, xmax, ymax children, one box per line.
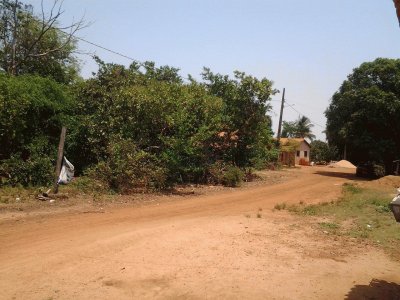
<box><xmin>0</xmin><ymin>166</ymin><xmax>399</xmax><ymax>299</ymax></box>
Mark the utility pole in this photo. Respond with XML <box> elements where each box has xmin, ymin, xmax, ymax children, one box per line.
<box><xmin>276</xmin><ymin>88</ymin><xmax>286</xmax><ymax>143</ymax></box>
<box><xmin>53</xmin><ymin>126</ymin><xmax>67</xmax><ymax>194</ymax></box>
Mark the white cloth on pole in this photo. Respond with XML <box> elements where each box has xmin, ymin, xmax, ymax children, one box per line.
<box><xmin>58</xmin><ymin>156</ymin><xmax>74</xmax><ymax>184</ymax></box>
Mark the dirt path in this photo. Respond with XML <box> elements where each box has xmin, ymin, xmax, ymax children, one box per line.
<box><xmin>0</xmin><ymin>166</ymin><xmax>399</xmax><ymax>299</ymax></box>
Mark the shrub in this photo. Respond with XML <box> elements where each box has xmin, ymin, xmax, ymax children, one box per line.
<box><xmin>222</xmin><ymin>166</ymin><xmax>244</xmax><ymax>187</ymax></box>
<box><xmin>356</xmin><ymin>162</ymin><xmax>385</xmax><ymax>179</ymax></box>
<box><xmin>87</xmin><ymin>139</ymin><xmax>168</xmax><ymax>193</ymax></box>
<box><xmin>0</xmin><ymin>137</ymin><xmax>55</xmax><ymax>187</ymax></box>
<box><xmin>208</xmin><ymin>161</ymin><xmax>244</xmax><ymax>187</ymax></box>
<box><xmin>0</xmin><ymin>154</ymin><xmax>53</xmax><ymax>187</ymax></box>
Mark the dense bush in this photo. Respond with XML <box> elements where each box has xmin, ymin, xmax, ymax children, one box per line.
<box><xmin>0</xmin><ymin>74</ymin><xmax>74</xmax><ymax>186</ymax></box>
<box><xmin>208</xmin><ymin>161</ymin><xmax>244</xmax><ymax>187</ymax></box>
<box><xmin>356</xmin><ymin>162</ymin><xmax>386</xmax><ymax>179</ymax></box>
<box><xmin>0</xmin><ymin>61</ymin><xmax>279</xmax><ymax>190</ymax></box>
<box><xmin>87</xmin><ymin>139</ymin><xmax>168</xmax><ymax>193</ymax></box>
<box><xmin>310</xmin><ymin>140</ymin><xmax>338</xmax><ymax>163</ymax></box>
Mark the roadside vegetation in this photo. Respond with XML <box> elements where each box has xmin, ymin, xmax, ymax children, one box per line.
<box><xmin>0</xmin><ymin>1</ymin><xmax>280</xmax><ymax>194</ymax></box>
<box><xmin>325</xmin><ymin>58</ymin><xmax>400</xmax><ymax>173</ymax></box>
<box><xmin>278</xmin><ymin>183</ymin><xmax>400</xmax><ymax>258</ymax></box>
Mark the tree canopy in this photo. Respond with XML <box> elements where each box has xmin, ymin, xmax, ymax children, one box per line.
<box><xmin>325</xmin><ymin>58</ymin><xmax>400</xmax><ymax>170</ymax></box>
<box><xmin>281</xmin><ymin>115</ymin><xmax>315</xmax><ymax>141</ymax></box>
<box><xmin>0</xmin><ymin>0</ymin><xmax>84</xmax><ymax>83</ymax></box>
<box><xmin>310</xmin><ymin>140</ymin><xmax>338</xmax><ymax>162</ymax></box>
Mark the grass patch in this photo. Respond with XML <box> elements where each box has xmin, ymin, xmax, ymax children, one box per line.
<box><xmin>291</xmin><ymin>183</ymin><xmax>400</xmax><ymax>258</ymax></box>
<box><xmin>0</xmin><ymin>186</ymin><xmax>37</xmax><ymax>204</ymax></box>
<box><xmin>318</xmin><ymin>222</ymin><xmax>340</xmax><ymax>234</ymax></box>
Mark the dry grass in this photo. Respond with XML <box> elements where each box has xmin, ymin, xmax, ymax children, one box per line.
<box><xmin>286</xmin><ymin>183</ymin><xmax>400</xmax><ymax>259</ymax></box>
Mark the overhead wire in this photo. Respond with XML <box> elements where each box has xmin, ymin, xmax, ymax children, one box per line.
<box><xmin>66</xmin><ymin>29</ymin><xmax>326</xmax><ymax>128</ymax></box>
<box><xmin>284</xmin><ymin>101</ymin><xmax>325</xmax><ymax>128</ymax></box>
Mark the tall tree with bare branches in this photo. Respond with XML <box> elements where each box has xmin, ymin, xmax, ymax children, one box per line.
<box><xmin>0</xmin><ymin>0</ymin><xmax>86</xmax><ymax>83</ymax></box>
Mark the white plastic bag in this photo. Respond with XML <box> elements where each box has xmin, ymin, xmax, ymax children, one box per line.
<box><xmin>58</xmin><ymin>156</ymin><xmax>74</xmax><ymax>184</ymax></box>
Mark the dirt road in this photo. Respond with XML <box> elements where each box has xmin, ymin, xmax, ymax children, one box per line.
<box><xmin>1</xmin><ymin>166</ymin><xmax>399</xmax><ymax>299</ymax></box>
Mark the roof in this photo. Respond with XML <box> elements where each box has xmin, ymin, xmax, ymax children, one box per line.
<box><xmin>279</xmin><ymin>138</ymin><xmax>310</xmax><ymax>147</ymax></box>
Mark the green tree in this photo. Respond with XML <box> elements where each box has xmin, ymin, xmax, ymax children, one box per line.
<box><xmin>0</xmin><ymin>0</ymin><xmax>84</xmax><ymax>83</ymax></box>
<box><xmin>200</xmin><ymin>68</ymin><xmax>277</xmax><ymax>167</ymax></box>
<box><xmin>72</xmin><ymin>61</ymin><xmax>225</xmax><ymax>183</ymax></box>
<box><xmin>325</xmin><ymin>58</ymin><xmax>400</xmax><ymax>170</ymax></box>
<box><xmin>281</xmin><ymin>120</ymin><xmax>297</xmax><ymax>138</ymax></box>
<box><xmin>0</xmin><ymin>73</ymin><xmax>74</xmax><ymax>185</ymax></box>
<box><xmin>310</xmin><ymin>140</ymin><xmax>338</xmax><ymax>162</ymax></box>
<box><xmin>281</xmin><ymin>116</ymin><xmax>315</xmax><ymax>141</ymax></box>
<box><xmin>296</xmin><ymin>116</ymin><xmax>315</xmax><ymax>141</ymax></box>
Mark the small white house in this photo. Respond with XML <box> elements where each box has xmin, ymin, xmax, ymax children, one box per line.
<box><xmin>279</xmin><ymin>138</ymin><xmax>311</xmax><ymax>166</ymax></box>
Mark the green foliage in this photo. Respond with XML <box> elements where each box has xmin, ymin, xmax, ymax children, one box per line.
<box><xmin>326</xmin><ymin>58</ymin><xmax>400</xmax><ymax>170</ymax></box>
<box><xmin>87</xmin><ymin>139</ymin><xmax>168</xmax><ymax>193</ymax></box>
<box><xmin>290</xmin><ymin>184</ymin><xmax>400</xmax><ymax>257</ymax></box>
<box><xmin>222</xmin><ymin>166</ymin><xmax>244</xmax><ymax>187</ymax></box>
<box><xmin>0</xmin><ymin>74</ymin><xmax>73</xmax><ymax>158</ymax></box>
<box><xmin>70</xmin><ymin>61</ymin><xmax>278</xmax><ymax>187</ymax></box>
<box><xmin>310</xmin><ymin>140</ymin><xmax>338</xmax><ymax>162</ymax></box>
<box><xmin>200</xmin><ymin>68</ymin><xmax>277</xmax><ymax>167</ymax></box>
<box><xmin>1</xmin><ymin>51</ymin><xmax>279</xmax><ymax>188</ymax></box>
<box><xmin>282</xmin><ymin>116</ymin><xmax>315</xmax><ymax>141</ymax></box>
<box><xmin>0</xmin><ymin>136</ymin><xmax>54</xmax><ymax>186</ymax></box>
<box><xmin>356</xmin><ymin>162</ymin><xmax>386</xmax><ymax>179</ymax></box>
<box><xmin>208</xmin><ymin>161</ymin><xmax>244</xmax><ymax>187</ymax></box>
<box><xmin>281</xmin><ymin>121</ymin><xmax>297</xmax><ymax>138</ymax></box>
<box><xmin>0</xmin><ymin>74</ymin><xmax>74</xmax><ymax>186</ymax></box>
<box><xmin>0</xmin><ymin>0</ymin><xmax>80</xmax><ymax>83</ymax></box>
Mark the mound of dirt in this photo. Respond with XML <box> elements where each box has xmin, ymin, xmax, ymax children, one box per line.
<box><xmin>333</xmin><ymin>160</ymin><xmax>356</xmax><ymax>169</ymax></box>
<box><xmin>370</xmin><ymin>175</ymin><xmax>400</xmax><ymax>188</ymax></box>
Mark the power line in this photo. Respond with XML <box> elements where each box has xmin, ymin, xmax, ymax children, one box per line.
<box><xmin>70</xmin><ymin>30</ymin><xmax>327</xmax><ymax>131</ymax></box>
<box><xmin>284</xmin><ymin>102</ymin><xmax>325</xmax><ymax>128</ymax></box>
<box><xmin>75</xmin><ymin>35</ymin><xmax>138</xmax><ymax>62</ymax></box>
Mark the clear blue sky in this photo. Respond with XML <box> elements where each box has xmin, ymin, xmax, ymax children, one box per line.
<box><xmin>28</xmin><ymin>0</ymin><xmax>400</xmax><ymax>140</ymax></box>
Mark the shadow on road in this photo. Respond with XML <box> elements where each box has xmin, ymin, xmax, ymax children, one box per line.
<box><xmin>314</xmin><ymin>170</ymin><xmax>364</xmax><ymax>181</ymax></box>
<box><xmin>345</xmin><ymin>279</ymin><xmax>400</xmax><ymax>300</ymax></box>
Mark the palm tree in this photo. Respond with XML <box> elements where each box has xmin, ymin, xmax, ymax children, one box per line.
<box><xmin>281</xmin><ymin>121</ymin><xmax>297</xmax><ymax>138</ymax></box>
<box><xmin>295</xmin><ymin>116</ymin><xmax>315</xmax><ymax>141</ymax></box>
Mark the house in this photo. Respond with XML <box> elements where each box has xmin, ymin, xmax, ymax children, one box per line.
<box><xmin>279</xmin><ymin>138</ymin><xmax>311</xmax><ymax>166</ymax></box>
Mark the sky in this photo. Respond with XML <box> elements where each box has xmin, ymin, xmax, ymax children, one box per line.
<box><xmin>27</xmin><ymin>0</ymin><xmax>400</xmax><ymax>140</ymax></box>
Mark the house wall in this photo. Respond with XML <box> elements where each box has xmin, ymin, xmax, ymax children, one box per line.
<box><xmin>280</xmin><ymin>151</ymin><xmax>295</xmax><ymax>166</ymax></box>
<box><xmin>295</xmin><ymin>141</ymin><xmax>310</xmax><ymax>165</ymax></box>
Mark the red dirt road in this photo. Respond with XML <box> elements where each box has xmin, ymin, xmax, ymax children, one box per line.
<box><xmin>0</xmin><ymin>167</ymin><xmax>399</xmax><ymax>299</ymax></box>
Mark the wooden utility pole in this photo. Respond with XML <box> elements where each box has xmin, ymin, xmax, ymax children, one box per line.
<box><xmin>276</xmin><ymin>88</ymin><xmax>286</xmax><ymax>143</ymax></box>
<box><xmin>53</xmin><ymin>126</ymin><xmax>67</xmax><ymax>194</ymax></box>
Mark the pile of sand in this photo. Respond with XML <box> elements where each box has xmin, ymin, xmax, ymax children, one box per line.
<box><xmin>333</xmin><ymin>160</ymin><xmax>356</xmax><ymax>169</ymax></box>
<box><xmin>371</xmin><ymin>175</ymin><xmax>400</xmax><ymax>188</ymax></box>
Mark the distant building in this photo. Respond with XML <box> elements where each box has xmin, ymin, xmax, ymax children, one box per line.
<box><xmin>279</xmin><ymin>138</ymin><xmax>311</xmax><ymax>166</ymax></box>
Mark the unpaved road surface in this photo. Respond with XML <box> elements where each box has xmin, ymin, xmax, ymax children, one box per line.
<box><xmin>1</xmin><ymin>166</ymin><xmax>399</xmax><ymax>299</ymax></box>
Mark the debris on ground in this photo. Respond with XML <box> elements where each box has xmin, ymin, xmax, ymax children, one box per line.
<box><xmin>37</xmin><ymin>189</ymin><xmax>68</xmax><ymax>202</ymax></box>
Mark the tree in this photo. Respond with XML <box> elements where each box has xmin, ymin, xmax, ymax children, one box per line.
<box><xmin>281</xmin><ymin>120</ymin><xmax>297</xmax><ymax>138</ymax></box>
<box><xmin>296</xmin><ymin>116</ymin><xmax>315</xmax><ymax>141</ymax></box>
<box><xmin>0</xmin><ymin>73</ymin><xmax>74</xmax><ymax>185</ymax></box>
<box><xmin>281</xmin><ymin>115</ymin><xmax>315</xmax><ymax>141</ymax></box>
<box><xmin>310</xmin><ymin>140</ymin><xmax>338</xmax><ymax>162</ymax></box>
<box><xmin>0</xmin><ymin>0</ymin><xmax>85</xmax><ymax>83</ymax></box>
<box><xmin>200</xmin><ymin>68</ymin><xmax>277</xmax><ymax>167</ymax></box>
<box><xmin>325</xmin><ymin>58</ymin><xmax>400</xmax><ymax>170</ymax></box>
